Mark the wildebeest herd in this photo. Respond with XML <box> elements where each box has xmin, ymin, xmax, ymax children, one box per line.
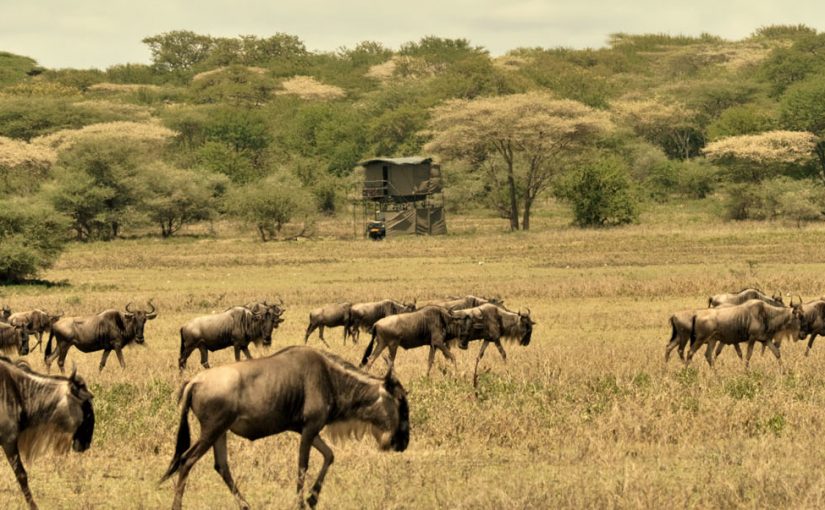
<box><xmin>0</xmin><ymin>294</ymin><xmax>536</xmax><ymax>509</ymax></box>
<box><xmin>665</xmin><ymin>288</ymin><xmax>825</xmax><ymax>369</ymax></box>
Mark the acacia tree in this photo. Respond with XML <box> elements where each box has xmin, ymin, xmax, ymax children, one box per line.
<box><xmin>703</xmin><ymin>130</ymin><xmax>818</xmax><ymax>181</ymax></box>
<box><xmin>424</xmin><ymin>92</ymin><xmax>612</xmax><ymax>230</ymax></box>
<box><xmin>611</xmin><ymin>98</ymin><xmax>703</xmax><ymax>160</ymax></box>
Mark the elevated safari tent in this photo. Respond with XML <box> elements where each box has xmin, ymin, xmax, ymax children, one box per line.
<box><xmin>355</xmin><ymin>156</ymin><xmax>446</xmax><ymax>236</ymax></box>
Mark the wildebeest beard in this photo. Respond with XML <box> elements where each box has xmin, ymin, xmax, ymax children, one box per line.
<box><xmin>73</xmin><ymin>398</ymin><xmax>95</xmax><ymax>452</ymax></box>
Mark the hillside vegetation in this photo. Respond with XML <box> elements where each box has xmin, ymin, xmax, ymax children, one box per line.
<box><xmin>1</xmin><ymin>25</ymin><xmax>825</xmax><ymax>278</ymax></box>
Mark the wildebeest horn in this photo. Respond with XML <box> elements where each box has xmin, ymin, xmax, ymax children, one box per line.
<box><xmin>125</xmin><ymin>302</ymin><xmax>136</xmax><ymax>313</ymax></box>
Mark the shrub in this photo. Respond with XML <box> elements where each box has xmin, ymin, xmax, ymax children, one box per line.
<box><xmin>227</xmin><ymin>172</ymin><xmax>314</xmax><ymax>241</ymax></box>
<box><xmin>558</xmin><ymin>157</ymin><xmax>639</xmax><ymax>227</ymax></box>
<box><xmin>0</xmin><ymin>197</ymin><xmax>69</xmax><ymax>282</ymax></box>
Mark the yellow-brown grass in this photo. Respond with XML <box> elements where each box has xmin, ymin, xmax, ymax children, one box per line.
<box><xmin>3</xmin><ymin>208</ymin><xmax>825</xmax><ymax>508</ymax></box>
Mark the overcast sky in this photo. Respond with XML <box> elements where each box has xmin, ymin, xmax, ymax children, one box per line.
<box><xmin>1</xmin><ymin>0</ymin><xmax>823</xmax><ymax>69</ymax></box>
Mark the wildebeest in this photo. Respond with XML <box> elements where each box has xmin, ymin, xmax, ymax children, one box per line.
<box><xmin>1</xmin><ymin>305</ymin><xmax>11</xmax><ymax>323</ymax></box>
<box><xmin>0</xmin><ymin>322</ymin><xmax>30</xmax><ymax>356</ymax></box>
<box><xmin>304</xmin><ymin>302</ymin><xmax>353</xmax><ymax>347</ymax></box>
<box><xmin>242</xmin><ymin>300</ymin><xmax>286</xmax><ymax>346</ymax></box>
<box><xmin>708</xmin><ymin>288</ymin><xmax>783</xmax><ymax>308</ymax></box>
<box><xmin>429</xmin><ymin>295</ymin><xmax>504</xmax><ymax>311</ymax></box>
<box><xmin>178</xmin><ymin>306</ymin><xmax>278</xmax><ymax>370</ymax></box>
<box><xmin>1</xmin><ymin>357</ymin><xmax>94</xmax><ymax>510</ymax></box>
<box><xmin>360</xmin><ymin>305</ymin><xmax>472</xmax><ymax>375</ymax></box>
<box><xmin>665</xmin><ymin>308</ymin><xmax>744</xmax><ymax>364</ymax></box>
<box><xmin>453</xmin><ymin>304</ymin><xmax>534</xmax><ymax>386</ymax></box>
<box><xmin>687</xmin><ymin>299</ymin><xmax>808</xmax><ymax>370</ymax></box>
<box><xmin>45</xmin><ymin>302</ymin><xmax>157</xmax><ymax>373</ymax></box>
<box><xmin>797</xmin><ymin>299</ymin><xmax>825</xmax><ymax>356</ymax></box>
<box><xmin>160</xmin><ymin>346</ymin><xmax>409</xmax><ymax>510</ymax></box>
<box><xmin>9</xmin><ymin>309</ymin><xmax>63</xmax><ymax>352</ymax></box>
<box><xmin>349</xmin><ymin>299</ymin><xmax>416</xmax><ymax>343</ymax></box>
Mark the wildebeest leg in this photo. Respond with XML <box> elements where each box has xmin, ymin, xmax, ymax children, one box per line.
<box><xmin>241</xmin><ymin>346</ymin><xmax>253</xmax><ymax>360</ymax></box>
<box><xmin>172</xmin><ymin>436</ymin><xmax>220</xmax><ymax>510</ymax></box>
<box><xmin>473</xmin><ymin>341</ymin><xmax>490</xmax><ymax>388</ymax></box>
<box><xmin>714</xmin><ymin>343</ymin><xmax>725</xmax><ymax>359</ymax></box>
<box><xmin>745</xmin><ymin>341</ymin><xmax>756</xmax><ymax>370</ymax></box>
<box><xmin>212</xmin><ymin>433</ymin><xmax>250</xmax><ymax>510</ymax></box>
<box><xmin>806</xmin><ymin>333</ymin><xmax>818</xmax><ymax>357</ymax></box>
<box><xmin>363</xmin><ymin>340</ymin><xmax>387</xmax><ymax>372</ymax></box>
<box><xmin>99</xmin><ymin>349</ymin><xmax>112</xmax><ymax>372</ymax></box>
<box><xmin>32</xmin><ymin>332</ymin><xmax>43</xmax><ymax>352</ymax></box>
<box><xmin>733</xmin><ymin>343</ymin><xmax>743</xmax><ymax>360</ymax></box>
<box><xmin>3</xmin><ymin>443</ymin><xmax>38</xmax><ymax>510</ymax></box>
<box><xmin>179</xmin><ymin>343</ymin><xmax>196</xmax><ymax>371</ymax></box>
<box><xmin>494</xmin><ymin>340</ymin><xmax>507</xmax><ymax>362</ymax></box>
<box><xmin>296</xmin><ymin>426</ymin><xmax>323</xmax><ymax>507</ymax></box>
<box><xmin>304</xmin><ymin>322</ymin><xmax>316</xmax><ymax>344</ymax></box>
<box><xmin>426</xmin><ymin>346</ymin><xmax>437</xmax><ymax>377</ymax></box>
<box><xmin>704</xmin><ymin>338</ymin><xmax>717</xmax><ymax>368</ymax></box>
<box><xmin>664</xmin><ymin>338</ymin><xmax>680</xmax><ymax>363</ymax></box>
<box><xmin>56</xmin><ymin>343</ymin><xmax>71</xmax><ymax>374</ymax></box>
<box><xmin>199</xmin><ymin>346</ymin><xmax>210</xmax><ymax>369</ymax></box>
<box><xmin>317</xmin><ymin>326</ymin><xmax>330</xmax><ymax>348</ymax></box>
<box><xmin>764</xmin><ymin>339</ymin><xmax>784</xmax><ymax>372</ymax></box>
<box><xmin>306</xmin><ymin>436</ymin><xmax>334</xmax><ymax>508</ymax></box>
<box><xmin>233</xmin><ymin>345</ymin><xmax>242</xmax><ymax>362</ymax></box>
<box><xmin>115</xmin><ymin>347</ymin><xmax>126</xmax><ymax>369</ymax></box>
<box><xmin>435</xmin><ymin>342</ymin><xmax>457</xmax><ymax>373</ymax></box>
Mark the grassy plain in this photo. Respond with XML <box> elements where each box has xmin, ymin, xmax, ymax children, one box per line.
<box><xmin>3</xmin><ymin>204</ymin><xmax>825</xmax><ymax>509</ymax></box>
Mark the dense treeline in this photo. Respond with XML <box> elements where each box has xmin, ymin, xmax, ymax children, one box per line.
<box><xmin>1</xmin><ymin>24</ymin><xmax>825</xmax><ymax>280</ymax></box>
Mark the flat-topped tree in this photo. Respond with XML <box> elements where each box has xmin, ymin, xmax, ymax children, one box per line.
<box><xmin>423</xmin><ymin>92</ymin><xmax>612</xmax><ymax>231</ymax></box>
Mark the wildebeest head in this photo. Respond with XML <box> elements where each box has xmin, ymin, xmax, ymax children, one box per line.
<box><xmin>772</xmin><ymin>291</ymin><xmax>784</xmax><ymax>306</ymax></box>
<box><xmin>67</xmin><ymin>367</ymin><xmax>95</xmax><ymax>452</ymax></box>
<box><xmin>790</xmin><ymin>297</ymin><xmax>809</xmax><ymax>340</ymax></box>
<box><xmin>1</xmin><ymin>305</ymin><xmax>10</xmax><ymax>322</ymax></box>
<box><xmin>376</xmin><ymin>371</ymin><xmax>409</xmax><ymax>452</ymax></box>
<box><xmin>124</xmin><ymin>301</ymin><xmax>158</xmax><ymax>344</ymax></box>
<box><xmin>12</xmin><ymin>321</ymin><xmax>31</xmax><ymax>356</ymax></box>
<box><xmin>401</xmin><ymin>299</ymin><xmax>417</xmax><ymax>313</ymax></box>
<box><xmin>517</xmin><ymin>308</ymin><xmax>536</xmax><ymax>346</ymax></box>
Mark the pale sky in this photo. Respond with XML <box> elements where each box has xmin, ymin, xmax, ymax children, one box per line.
<box><xmin>1</xmin><ymin>0</ymin><xmax>823</xmax><ymax>69</ymax></box>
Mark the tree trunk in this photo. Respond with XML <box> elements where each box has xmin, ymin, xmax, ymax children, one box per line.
<box><xmin>505</xmin><ymin>161</ymin><xmax>520</xmax><ymax>231</ymax></box>
<box><xmin>815</xmin><ymin>141</ymin><xmax>825</xmax><ymax>187</ymax></box>
<box><xmin>522</xmin><ymin>198</ymin><xmax>532</xmax><ymax>231</ymax></box>
<box><xmin>111</xmin><ymin>221</ymin><xmax>120</xmax><ymax>239</ymax></box>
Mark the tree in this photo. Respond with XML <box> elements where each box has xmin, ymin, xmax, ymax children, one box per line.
<box><xmin>424</xmin><ymin>92</ymin><xmax>612</xmax><ymax>230</ymax></box>
<box><xmin>611</xmin><ymin>98</ymin><xmax>703</xmax><ymax>160</ymax></box>
<box><xmin>142</xmin><ymin>31</ymin><xmax>214</xmax><ymax>73</ymax></box>
<box><xmin>0</xmin><ymin>197</ymin><xmax>69</xmax><ymax>282</ymax></box>
<box><xmin>780</xmin><ymin>77</ymin><xmax>825</xmax><ymax>185</ymax></box>
<box><xmin>703</xmin><ymin>130</ymin><xmax>817</xmax><ymax>182</ymax></box>
<box><xmin>557</xmin><ymin>157</ymin><xmax>639</xmax><ymax>227</ymax></box>
<box><xmin>140</xmin><ymin>164</ymin><xmax>228</xmax><ymax>237</ymax></box>
<box><xmin>227</xmin><ymin>172</ymin><xmax>314</xmax><ymax>241</ymax></box>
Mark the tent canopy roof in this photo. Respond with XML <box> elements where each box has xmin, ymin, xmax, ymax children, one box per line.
<box><xmin>358</xmin><ymin>156</ymin><xmax>432</xmax><ymax>167</ymax></box>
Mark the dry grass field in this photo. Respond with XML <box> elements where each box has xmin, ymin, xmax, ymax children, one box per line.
<box><xmin>4</xmin><ymin>205</ymin><xmax>825</xmax><ymax>509</ymax></box>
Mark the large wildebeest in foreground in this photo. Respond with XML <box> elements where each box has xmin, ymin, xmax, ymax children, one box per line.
<box><xmin>453</xmin><ymin>304</ymin><xmax>535</xmax><ymax>386</ymax></box>
<box><xmin>0</xmin><ymin>321</ymin><xmax>30</xmax><ymax>356</ymax></box>
<box><xmin>178</xmin><ymin>306</ymin><xmax>279</xmax><ymax>370</ymax></box>
<box><xmin>45</xmin><ymin>302</ymin><xmax>157</xmax><ymax>373</ymax></box>
<box><xmin>1</xmin><ymin>357</ymin><xmax>95</xmax><ymax>510</ymax></box>
<box><xmin>304</xmin><ymin>302</ymin><xmax>353</xmax><ymax>347</ymax></box>
<box><xmin>8</xmin><ymin>309</ymin><xmax>63</xmax><ymax>352</ymax></box>
<box><xmin>160</xmin><ymin>346</ymin><xmax>409</xmax><ymax>510</ymax></box>
<box><xmin>687</xmin><ymin>299</ymin><xmax>808</xmax><ymax>370</ymax></box>
<box><xmin>349</xmin><ymin>299</ymin><xmax>416</xmax><ymax>343</ymax></box>
<box><xmin>360</xmin><ymin>305</ymin><xmax>473</xmax><ymax>375</ymax></box>
<box><xmin>708</xmin><ymin>288</ymin><xmax>783</xmax><ymax>308</ymax></box>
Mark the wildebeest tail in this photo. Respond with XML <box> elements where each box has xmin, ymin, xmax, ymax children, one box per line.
<box><xmin>160</xmin><ymin>380</ymin><xmax>194</xmax><ymax>483</ymax></box>
<box><xmin>360</xmin><ymin>327</ymin><xmax>377</xmax><ymax>366</ymax></box>
<box><xmin>178</xmin><ymin>328</ymin><xmax>186</xmax><ymax>360</ymax></box>
<box><xmin>44</xmin><ymin>329</ymin><xmax>54</xmax><ymax>359</ymax></box>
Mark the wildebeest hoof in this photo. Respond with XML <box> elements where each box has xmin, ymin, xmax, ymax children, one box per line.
<box><xmin>307</xmin><ymin>494</ymin><xmax>319</xmax><ymax>508</ymax></box>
